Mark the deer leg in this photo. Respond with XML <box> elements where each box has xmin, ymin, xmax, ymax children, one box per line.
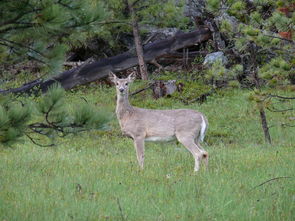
<box><xmin>196</xmin><ymin>141</ymin><xmax>209</xmax><ymax>169</ymax></box>
<box><xmin>176</xmin><ymin>135</ymin><xmax>205</xmax><ymax>172</ymax></box>
<box><xmin>133</xmin><ymin>137</ymin><xmax>145</xmax><ymax>169</ymax></box>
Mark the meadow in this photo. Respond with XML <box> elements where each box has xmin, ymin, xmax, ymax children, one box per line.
<box><xmin>0</xmin><ymin>83</ymin><xmax>294</xmax><ymax>221</ymax></box>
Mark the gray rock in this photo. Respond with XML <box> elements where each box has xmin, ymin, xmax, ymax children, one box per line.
<box><xmin>142</xmin><ymin>26</ymin><xmax>180</xmax><ymax>44</ymax></box>
<box><xmin>184</xmin><ymin>0</ymin><xmax>206</xmax><ymax>18</ymax></box>
<box><xmin>203</xmin><ymin>51</ymin><xmax>228</xmax><ymax>66</ymax></box>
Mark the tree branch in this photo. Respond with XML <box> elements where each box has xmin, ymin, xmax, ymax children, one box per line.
<box><xmin>0</xmin><ymin>1</ymin><xmax>41</xmax><ymax>26</ymax></box>
<box><xmin>0</xmin><ymin>38</ymin><xmax>46</xmax><ymax>58</ymax></box>
<box><xmin>269</xmin><ymin>94</ymin><xmax>295</xmax><ymax>100</ymax></box>
<box><xmin>263</xmin><ymin>34</ymin><xmax>294</xmax><ymax>43</ymax></box>
<box><xmin>251</xmin><ymin>176</ymin><xmax>292</xmax><ymax>190</ymax></box>
<box><xmin>266</xmin><ymin>106</ymin><xmax>294</xmax><ymax>113</ymax></box>
<box><xmin>130</xmin><ymin>83</ymin><xmax>154</xmax><ymax>96</ymax></box>
<box><xmin>25</xmin><ymin>133</ymin><xmax>55</xmax><ymax>147</ymax></box>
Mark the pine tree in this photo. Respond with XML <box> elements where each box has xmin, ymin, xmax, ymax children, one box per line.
<box><xmin>0</xmin><ymin>85</ymin><xmax>110</xmax><ymax>147</ymax></box>
<box><xmin>0</xmin><ymin>0</ymin><xmax>108</xmax><ymax>75</ymax></box>
<box><xmin>0</xmin><ymin>95</ymin><xmax>31</xmax><ymax>145</ymax></box>
<box><xmin>206</xmin><ymin>0</ymin><xmax>294</xmax><ymax>144</ymax></box>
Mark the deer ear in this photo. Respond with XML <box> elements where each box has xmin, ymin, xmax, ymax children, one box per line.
<box><xmin>109</xmin><ymin>71</ymin><xmax>117</xmax><ymax>83</ymax></box>
<box><xmin>128</xmin><ymin>73</ymin><xmax>136</xmax><ymax>82</ymax></box>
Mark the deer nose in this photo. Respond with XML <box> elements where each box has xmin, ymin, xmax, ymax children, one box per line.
<box><xmin>119</xmin><ymin>88</ymin><xmax>124</xmax><ymax>93</ymax></box>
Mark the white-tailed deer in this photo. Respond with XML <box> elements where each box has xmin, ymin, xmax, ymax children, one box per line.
<box><xmin>109</xmin><ymin>72</ymin><xmax>208</xmax><ymax>172</ymax></box>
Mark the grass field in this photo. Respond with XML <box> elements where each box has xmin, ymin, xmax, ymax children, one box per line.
<box><xmin>1</xmin><ymin>84</ymin><xmax>294</xmax><ymax>221</ymax></box>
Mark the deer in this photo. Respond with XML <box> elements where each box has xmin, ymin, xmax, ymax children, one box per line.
<box><xmin>109</xmin><ymin>72</ymin><xmax>208</xmax><ymax>172</ymax></box>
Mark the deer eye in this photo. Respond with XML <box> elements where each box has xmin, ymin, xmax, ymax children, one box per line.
<box><xmin>116</xmin><ymin>82</ymin><xmax>119</xmax><ymax>86</ymax></box>
<box><xmin>125</xmin><ymin>82</ymin><xmax>128</xmax><ymax>86</ymax></box>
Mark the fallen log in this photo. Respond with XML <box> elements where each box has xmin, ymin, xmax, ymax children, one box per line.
<box><xmin>0</xmin><ymin>27</ymin><xmax>211</xmax><ymax>94</ymax></box>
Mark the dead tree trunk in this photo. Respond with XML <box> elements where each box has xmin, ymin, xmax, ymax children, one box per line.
<box><xmin>128</xmin><ymin>1</ymin><xmax>148</xmax><ymax>80</ymax></box>
<box><xmin>0</xmin><ymin>28</ymin><xmax>211</xmax><ymax>94</ymax></box>
<box><xmin>258</xmin><ymin>104</ymin><xmax>272</xmax><ymax>144</ymax></box>
<box><xmin>249</xmin><ymin>42</ymin><xmax>272</xmax><ymax>144</ymax></box>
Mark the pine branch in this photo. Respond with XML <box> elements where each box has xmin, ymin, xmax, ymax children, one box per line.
<box><xmin>0</xmin><ymin>1</ymin><xmax>41</xmax><ymax>26</ymax></box>
<box><xmin>0</xmin><ymin>38</ymin><xmax>46</xmax><ymax>58</ymax></box>
<box><xmin>29</xmin><ymin>125</ymin><xmax>50</xmax><ymax>135</ymax></box>
<box><xmin>56</xmin><ymin>0</ymin><xmax>79</xmax><ymax>10</ymax></box>
<box><xmin>25</xmin><ymin>133</ymin><xmax>55</xmax><ymax>147</ymax></box>
<box><xmin>0</xmin><ymin>24</ymin><xmax>35</xmax><ymax>34</ymax></box>
<box><xmin>66</xmin><ymin>19</ymin><xmax>130</xmax><ymax>29</ymax></box>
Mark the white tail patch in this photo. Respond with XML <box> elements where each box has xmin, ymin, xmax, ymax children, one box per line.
<box><xmin>199</xmin><ymin>115</ymin><xmax>207</xmax><ymax>142</ymax></box>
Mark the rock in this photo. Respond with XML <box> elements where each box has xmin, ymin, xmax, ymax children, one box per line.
<box><xmin>203</xmin><ymin>51</ymin><xmax>228</xmax><ymax>66</ymax></box>
<box><xmin>184</xmin><ymin>0</ymin><xmax>206</xmax><ymax>19</ymax></box>
<box><xmin>142</xmin><ymin>26</ymin><xmax>180</xmax><ymax>44</ymax></box>
<box><xmin>152</xmin><ymin>80</ymin><xmax>178</xmax><ymax>99</ymax></box>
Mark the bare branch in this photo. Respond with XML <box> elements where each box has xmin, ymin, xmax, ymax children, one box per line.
<box><xmin>263</xmin><ymin>34</ymin><xmax>294</xmax><ymax>43</ymax></box>
<box><xmin>269</xmin><ymin>94</ymin><xmax>295</xmax><ymax>100</ymax></box>
<box><xmin>25</xmin><ymin>133</ymin><xmax>55</xmax><ymax>147</ymax></box>
<box><xmin>251</xmin><ymin>176</ymin><xmax>292</xmax><ymax>190</ymax></box>
<box><xmin>130</xmin><ymin>83</ymin><xmax>154</xmax><ymax>96</ymax></box>
<box><xmin>266</xmin><ymin>106</ymin><xmax>294</xmax><ymax>113</ymax></box>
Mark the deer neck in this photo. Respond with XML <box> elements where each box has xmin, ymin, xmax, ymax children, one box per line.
<box><xmin>116</xmin><ymin>92</ymin><xmax>134</xmax><ymax>120</ymax></box>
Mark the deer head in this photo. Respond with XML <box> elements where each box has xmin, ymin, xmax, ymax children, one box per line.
<box><xmin>109</xmin><ymin>72</ymin><xmax>136</xmax><ymax>95</ymax></box>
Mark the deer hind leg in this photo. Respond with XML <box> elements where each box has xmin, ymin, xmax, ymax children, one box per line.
<box><xmin>176</xmin><ymin>134</ymin><xmax>206</xmax><ymax>172</ymax></box>
<box><xmin>196</xmin><ymin>141</ymin><xmax>209</xmax><ymax>169</ymax></box>
<box><xmin>133</xmin><ymin>136</ymin><xmax>145</xmax><ymax>169</ymax></box>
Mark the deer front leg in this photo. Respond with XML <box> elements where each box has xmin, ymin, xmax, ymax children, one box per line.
<box><xmin>133</xmin><ymin>136</ymin><xmax>145</xmax><ymax>169</ymax></box>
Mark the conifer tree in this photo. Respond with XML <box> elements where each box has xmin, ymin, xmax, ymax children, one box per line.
<box><xmin>0</xmin><ymin>95</ymin><xmax>31</xmax><ymax>145</ymax></box>
<box><xmin>0</xmin><ymin>85</ymin><xmax>110</xmax><ymax>146</ymax></box>
<box><xmin>0</xmin><ymin>0</ymin><xmax>108</xmax><ymax>75</ymax></box>
<box><xmin>205</xmin><ymin>0</ymin><xmax>294</xmax><ymax>144</ymax></box>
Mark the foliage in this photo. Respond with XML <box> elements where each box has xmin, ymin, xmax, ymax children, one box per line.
<box><xmin>259</xmin><ymin>57</ymin><xmax>292</xmax><ymax>85</ymax></box>
<box><xmin>0</xmin><ymin>0</ymin><xmax>108</xmax><ymax>75</ymax></box>
<box><xmin>0</xmin><ymin>85</ymin><xmax>110</xmax><ymax>146</ymax></box>
<box><xmin>205</xmin><ymin>0</ymin><xmax>295</xmax><ymax>143</ymax></box>
<box><xmin>101</xmin><ymin>0</ymin><xmax>189</xmax><ymax>37</ymax></box>
<box><xmin>0</xmin><ymin>96</ymin><xmax>31</xmax><ymax>145</ymax></box>
<box><xmin>137</xmin><ymin>0</ymin><xmax>189</xmax><ymax>28</ymax></box>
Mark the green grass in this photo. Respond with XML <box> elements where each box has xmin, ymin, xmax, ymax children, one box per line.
<box><xmin>1</xmin><ymin>84</ymin><xmax>294</xmax><ymax>221</ymax></box>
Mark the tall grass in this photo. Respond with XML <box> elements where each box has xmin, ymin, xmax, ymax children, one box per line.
<box><xmin>1</xmin><ymin>84</ymin><xmax>294</xmax><ymax>220</ymax></box>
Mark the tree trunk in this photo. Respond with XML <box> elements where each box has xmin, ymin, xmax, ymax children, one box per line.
<box><xmin>128</xmin><ymin>1</ymin><xmax>148</xmax><ymax>80</ymax></box>
<box><xmin>258</xmin><ymin>104</ymin><xmax>272</xmax><ymax>144</ymax></box>
<box><xmin>249</xmin><ymin>42</ymin><xmax>272</xmax><ymax>145</ymax></box>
